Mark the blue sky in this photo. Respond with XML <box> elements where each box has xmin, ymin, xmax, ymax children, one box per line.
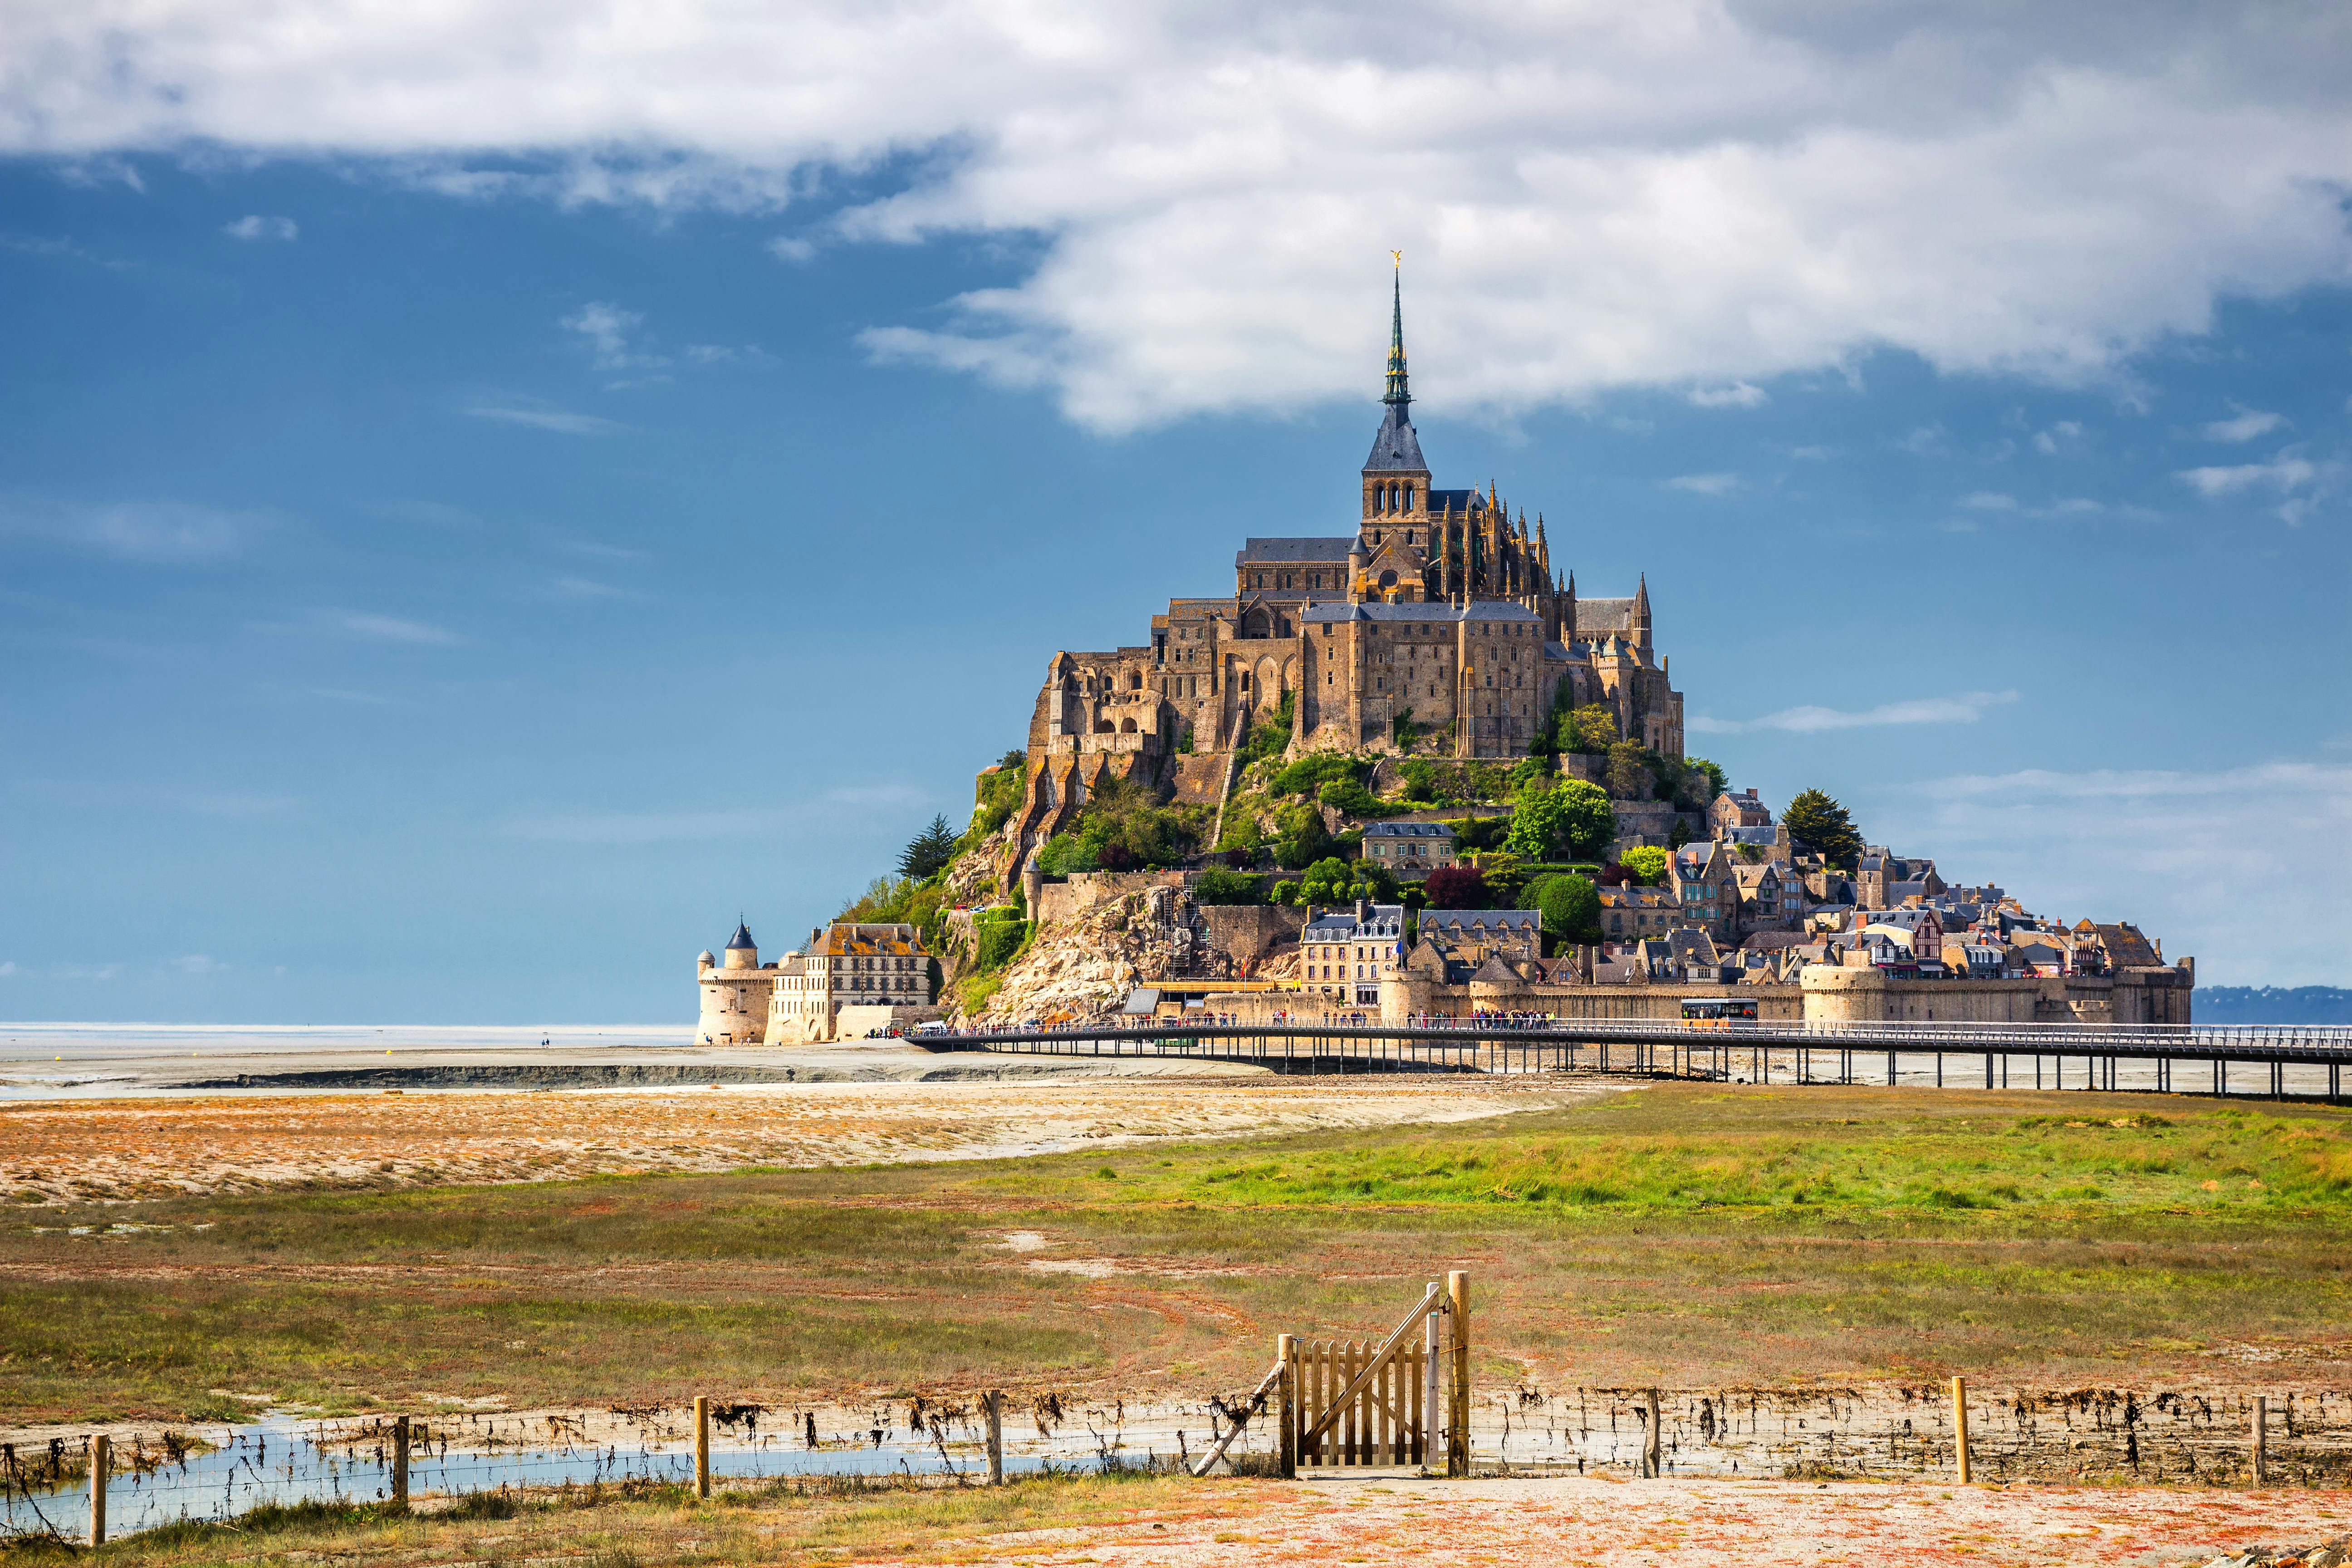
<box><xmin>2</xmin><ymin>4</ymin><xmax>2350</xmax><ymax>1020</ymax></box>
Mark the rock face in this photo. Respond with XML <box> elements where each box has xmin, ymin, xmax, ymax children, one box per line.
<box><xmin>970</xmin><ymin>886</ymin><xmax>1240</xmax><ymax>1026</ymax></box>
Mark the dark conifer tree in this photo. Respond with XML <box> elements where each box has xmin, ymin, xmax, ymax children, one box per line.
<box><xmin>898</xmin><ymin>814</ymin><xmax>960</xmax><ymax>881</ymax></box>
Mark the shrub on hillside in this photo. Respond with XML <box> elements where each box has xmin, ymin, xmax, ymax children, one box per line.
<box><xmin>1421</xmin><ymin>865</ymin><xmax>1494</xmax><ymax>910</ymax></box>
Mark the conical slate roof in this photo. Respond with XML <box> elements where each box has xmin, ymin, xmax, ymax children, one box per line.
<box><xmin>726</xmin><ymin>922</ymin><xmax>757</xmax><ymax>951</ymax></box>
<box><xmin>1363</xmin><ymin>403</ymin><xmax>1428</xmax><ymax>473</ymax></box>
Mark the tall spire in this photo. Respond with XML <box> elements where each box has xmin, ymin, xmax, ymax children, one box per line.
<box><xmin>1384</xmin><ymin>260</ymin><xmax>1410</xmax><ymax>408</ymax></box>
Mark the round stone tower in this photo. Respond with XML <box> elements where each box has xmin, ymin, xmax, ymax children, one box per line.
<box><xmin>696</xmin><ymin>922</ymin><xmax>770</xmax><ymax>1045</ymax></box>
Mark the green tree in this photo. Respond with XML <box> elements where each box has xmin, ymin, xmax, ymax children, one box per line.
<box><xmin>1273</xmin><ymin>802</ymin><xmax>1334</xmax><ymax>869</ymax></box>
<box><xmin>1270</xmin><ymin>878</ymin><xmax>1302</xmax><ymax>906</ymax></box>
<box><xmin>1554</xmin><ymin>779</ymin><xmax>1617</xmax><ymax>860</ymax></box>
<box><xmin>1621</xmin><ymin>845</ymin><xmax>1670</xmax><ymax>885</ymax></box>
<box><xmin>1525</xmin><ymin>872</ymin><xmax>1602</xmax><ymax>951</ymax></box>
<box><xmin>1570</xmin><ymin>704</ymin><xmax>1620</xmax><ymax>753</ymax></box>
<box><xmin>1504</xmin><ymin>784</ymin><xmax>1568</xmax><ymax>861</ymax></box>
<box><xmin>1191</xmin><ymin>867</ymin><xmax>1262</xmax><ymax>905</ymax></box>
<box><xmin>1784</xmin><ymin>788</ymin><xmax>1864</xmax><ymax>870</ymax></box>
<box><xmin>898</xmin><ymin>814</ymin><xmax>960</xmax><ymax>881</ymax></box>
<box><xmin>1604</xmin><ymin>740</ymin><xmax>1655</xmax><ymax>800</ymax></box>
<box><xmin>1687</xmin><ymin>756</ymin><xmax>1729</xmax><ymax>801</ymax></box>
<box><xmin>1298</xmin><ymin>856</ymin><xmax>1396</xmax><ymax>906</ymax></box>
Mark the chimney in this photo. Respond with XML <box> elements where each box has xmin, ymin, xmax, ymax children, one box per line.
<box><xmin>1355</xmin><ymin>896</ymin><xmax>1370</xmax><ymax>925</ymax></box>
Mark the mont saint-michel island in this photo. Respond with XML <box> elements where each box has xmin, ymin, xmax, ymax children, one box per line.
<box><xmin>701</xmin><ymin>286</ymin><xmax>2196</xmax><ymax>1049</ymax></box>
<box><xmin>11</xmin><ymin>10</ymin><xmax>2352</xmax><ymax>1558</ymax></box>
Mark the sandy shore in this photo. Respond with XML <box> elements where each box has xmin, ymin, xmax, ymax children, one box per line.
<box><xmin>0</xmin><ymin>1061</ymin><xmax>1617</xmax><ymax>1203</ymax></box>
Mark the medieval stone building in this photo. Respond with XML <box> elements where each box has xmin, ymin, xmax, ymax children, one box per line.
<box><xmin>1015</xmin><ymin>277</ymin><xmax>1684</xmax><ymax>857</ymax></box>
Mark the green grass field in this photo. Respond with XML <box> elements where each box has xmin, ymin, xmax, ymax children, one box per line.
<box><xmin>5</xmin><ymin>1084</ymin><xmax>2349</xmax><ymax>1424</ymax></box>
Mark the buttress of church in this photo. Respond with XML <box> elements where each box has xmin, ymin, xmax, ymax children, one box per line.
<box><xmin>1013</xmin><ymin>271</ymin><xmax>1684</xmax><ymax>858</ymax></box>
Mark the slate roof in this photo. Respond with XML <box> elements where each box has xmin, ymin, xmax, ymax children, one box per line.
<box><xmin>1418</xmin><ymin>908</ymin><xmax>1540</xmax><ymax>934</ymax></box>
<box><xmin>1237</xmin><ymin>537</ymin><xmax>1355</xmax><ymax>565</ymax></box>
<box><xmin>1303</xmin><ymin>599</ymin><xmax>1539</xmax><ymax>625</ymax></box>
<box><xmin>1426</xmin><ymin>488</ymin><xmax>1487</xmax><ymax>514</ymax></box>
<box><xmin>1363</xmin><ymin>406</ymin><xmax>1429</xmax><ymax>472</ymax></box>
<box><xmin>1573</xmin><ymin>598</ymin><xmax>1637</xmax><ymax>635</ymax></box>
<box><xmin>1304</xmin><ymin>903</ymin><xmax>1407</xmax><ymax>939</ymax></box>
<box><xmin>726</xmin><ymin>922</ymin><xmax>757</xmax><ymax>951</ymax></box>
<box><xmin>1364</xmin><ymin>820</ymin><xmax>1455</xmax><ymax>840</ymax></box>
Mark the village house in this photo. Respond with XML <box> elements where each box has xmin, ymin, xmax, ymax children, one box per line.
<box><xmin>1303</xmin><ymin>899</ymin><xmax>1407</xmax><ymax>1006</ymax></box>
<box><xmin>1361</xmin><ymin>819</ymin><xmax>1458</xmax><ymax>878</ymax></box>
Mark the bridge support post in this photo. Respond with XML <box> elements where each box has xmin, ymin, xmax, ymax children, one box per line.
<box><xmin>1886</xmin><ymin>1049</ymin><xmax>1896</xmax><ymax>1086</ymax></box>
<box><xmin>1984</xmin><ymin>1052</ymin><xmax>1992</xmax><ymax>1090</ymax></box>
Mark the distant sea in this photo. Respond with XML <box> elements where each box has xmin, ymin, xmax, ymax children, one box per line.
<box><xmin>2195</xmin><ymin>986</ymin><xmax>2352</xmax><ymax>1025</ymax></box>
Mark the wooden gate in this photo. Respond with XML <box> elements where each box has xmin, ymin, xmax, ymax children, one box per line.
<box><xmin>1194</xmin><ymin>1270</ymin><xmax>1470</xmax><ymax>1479</ymax></box>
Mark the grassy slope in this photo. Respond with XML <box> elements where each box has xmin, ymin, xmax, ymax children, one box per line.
<box><xmin>4</xmin><ymin>1085</ymin><xmax>2348</xmax><ymax>1423</ymax></box>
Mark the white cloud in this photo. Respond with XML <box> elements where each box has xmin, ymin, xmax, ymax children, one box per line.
<box><xmin>2176</xmin><ymin>455</ymin><xmax>2318</xmax><ymax>497</ymax></box>
<box><xmin>325</xmin><ymin>611</ymin><xmax>463</xmax><ymax>645</ymax></box>
<box><xmin>223</xmin><ymin>214</ymin><xmax>297</xmax><ymax>241</ymax></box>
<box><xmin>462</xmin><ymin>397</ymin><xmax>622</xmax><ymax>435</ymax></box>
<box><xmin>1664</xmin><ymin>472</ymin><xmax>1737</xmax><ymax>496</ymax></box>
<box><xmin>1688</xmin><ymin>382</ymin><xmax>1766</xmax><ymax>409</ymax></box>
<box><xmin>546</xmin><ymin>575</ymin><xmax>641</xmax><ymax>601</ymax></box>
<box><xmin>562</xmin><ymin>300</ymin><xmax>666</xmax><ymax>376</ymax></box>
<box><xmin>684</xmin><ymin>343</ymin><xmax>776</xmax><ymax>367</ymax></box>
<box><xmin>0</xmin><ymin>961</ymin><xmax>18</xmax><ymax>978</ymax></box>
<box><xmin>1961</xmin><ymin>491</ymin><xmax>2016</xmax><ymax>511</ymax></box>
<box><xmin>6</xmin><ymin>5</ymin><xmax>2352</xmax><ymax>431</ymax></box>
<box><xmin>171</xmin><ymin>954</ymin><xmax>225</xmax><ymax>975</ymax></box>
<box><xmin>0</xmin><ymin>496</ymin><xmax>263</xmax><ymax>563</ymax></box>
<box><xmin>2032</xmin><ymin>420</ymin><xmax>2085</xmax><ymax>455</ymax></box>
<box><xmin>1691</xmin><ymin>690</ymin><xmax>2019</xmax><ymax>735</ymax></box>
<box><xmin>2200</xmin><ymin>407</ymin><xmax>2286</xmax><ymax>442</ymax></box>
<box><xmin>1888</xmin><ymin>760</ymin><xmax>2352</xmax><ymax>986</ymax></box>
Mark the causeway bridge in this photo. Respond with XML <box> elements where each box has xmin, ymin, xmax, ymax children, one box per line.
<box><xmin>928</xmin><ymin>1017</ymin><xmax>2352</xmax><ymax>1101</ymax></box>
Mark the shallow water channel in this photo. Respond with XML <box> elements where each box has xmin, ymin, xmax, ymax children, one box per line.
<box><xmin>1</xmin><ymin>1402</ymin><xmax>1182</xmax><ymax>1541</ymax></box>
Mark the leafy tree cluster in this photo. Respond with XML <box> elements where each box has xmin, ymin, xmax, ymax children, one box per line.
<box><xmin>835</xmin><ymin>874</ymin><xmax>952</xmax><ymax>960</ymax></box>
<box><xmin>1420</xmin><ymin>864</ymin><xmax>1495</xmax><ymax>910</ymax></box>
<box><xmin>1784</xmin><ymin>788</ymin><xmax>1864</xmax><ymax>870</ymax></box>
<box><xmin>1191</xmin><ymin>867</ymin><xmax>1264</xmax><ymax>905</ymax></box>
<box><xmin>1686</xmin><ymin>756</ymin><xmax>1729</xmax><ymax>801</ymax></box>
<box><xmin>1524</xmin><ymin>871</ymin><xmax>1603</xmax><ymax>950</ymax></box>
<box><xmin>971</xmin><ymin>905</ymin><xmax>1031</xmax><ymax>972</ymax></box>
<box><xmin>1273</xmin><ymin>802</ymin><xmax>1335</xmax><ymax>869</ymax></box>
<box><xmin>1620</xmin><ymin>845</ymin><xmax>1670</xmax><ymax>885</ymax></box>
<box><xmin>1275</xmin><ymin>856</ymin><xmax>1397</xmax><ymax>908</ymax></box>
<box><xmin>1270</xmin><ymin>753</ymin><xmax>1365</xmax><ymax>798</ymax></box>
<box><xmin>1034</xmin><ymin>774</ymin><xmax>1204</xmax><ymax>875</ymax></box>
<box><xmin>1503</xmin><ymin>777</ymin><xmax>1617</xmax><ymax>862</ymax></box>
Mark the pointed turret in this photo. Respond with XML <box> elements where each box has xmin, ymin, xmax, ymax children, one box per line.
<box><xmin>1632</xmin><ymin>572</ymin><xmax>1653</xmax><ymax>651</ymax></box>
<box><xmin>1362</xmin><ymin>265</ymin><xmax>1428</xmax><ymax>476</ymax></box>
<box><xmin>1384</xmin><ymin>267</ymin><xmax>1409</xmax><ymax>410</ymax></box>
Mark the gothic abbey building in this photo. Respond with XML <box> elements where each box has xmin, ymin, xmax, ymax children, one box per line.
<box><xmin>1015</xmin><ymin>280</ymin><xmax>1684</xmax><ymax>856</ymax></box>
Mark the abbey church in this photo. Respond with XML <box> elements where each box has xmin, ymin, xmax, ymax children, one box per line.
<box><xmin>1015</xmin><ymin>277</ymin><xmax>1684</xmax><ymax>855</ymax></box>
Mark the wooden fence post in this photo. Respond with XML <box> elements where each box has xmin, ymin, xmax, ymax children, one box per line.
<box><xmin>1446</xmin><ymin>1270</ymin><xmax>1470</xmax><ymax>1478</ymax></box>
<box><xmin>986</xmin><ymin>1391</ymin><xmax>1004</xmax><ymax>1486</ymax></box>
<box><xmin>694</xmin><ymin>1396</ymin><xmax>711</xmax><ymax>1499</ymax></box>
<box><xmin>1277</xmin><ymin>1335</ymin><xmax>1298</xmax><ymax>1480</ymax></box>
<box><xmin>1952</xmin><ymin>1377</ymin><xmax>1971</xmax><ymax>1484</ymax></box>
<box><xmin>391</xmin><ymin>1415</ymin><xmax>410</xmax><ymax>1506</ymax></box>
<box><xmin>1423</xmin><ymin>1295</ymin><xmax>1441</xmax><ymax>1472</ymax></box>
<box><xmin>1643</xmin><ymin>1389</ymin><xmax>1661</xmax><ymax>1478</ymax></box>
<box><xmin>2252</xmin><ymin>1396</ymin><xmax>2267</xmax><ymax>1486</ymax></box>
<box><xmin>88</xmin><ymin>1433</ymin><xmax>109</xmax><ymax>1548</ymax></box>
